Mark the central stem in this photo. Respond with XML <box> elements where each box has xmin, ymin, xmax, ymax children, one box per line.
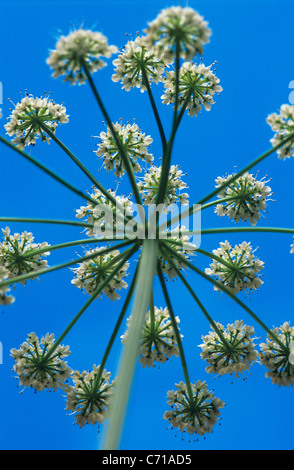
<box><xmin>102</xmin><ymin>238</ymin><xmax>158</xmax><ymax>450</ymax></box>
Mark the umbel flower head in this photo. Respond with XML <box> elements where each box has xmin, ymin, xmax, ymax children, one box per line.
<box><xmin>112</xmin><ymin>36</ymin><xmax>166</xmax><ymax>92</ymax></box>
<box><xmin>267</xmin><ymin>104</ymin><xmax>294</xmax><ymax>159</ymax></box>
<box><xmin>163</xmin><ymin>380</ymin><xmax>225</xmax><ymax>436</ymax></box>
<box><xmin>138</xmin><ymin>165</ymin><xmax>189</xmax><ymax>209</ymax></box>
<box><xmin>75</xmin><ymin>186</ymin><xmax>133</xmax><ymax>238</ymax></box>
<box><xmin>199</xmin><ymin>320</ymin><xmax>258</xmax><ymax>376</ymax></box>
<box><xmin>47</xmin><ymin>28</ymin><xmax>118</xmax><ymax>85</ymax></box>
<box><xmin>0</xmin><ymin>266</ymin><xmax>15</xmax><ymax>306</ymax></box>
<box><xmin>162</xmin><ymin>61</ymin><xmax>223</xmax><ymax>117</ymax></box>
<box><xmin>159</xmin><ymin>225</ymin><xmax>197</xmax><ymax>279</ymax></box>
<box><xmin>214</xmin><ymin>171</ymin><xmax>273</xmax><ymax>226</ymax></box>
<box><xmin>121</xmin><ymin>306</ymin><xmax>181</xmax><ymax>367</ymax></box>
<box><xmin>65</xmin><ymin>365</ymin><xmax>115</xmax><ymax>428</ymax></box>
<box><xmin>4</xmin><ymin>94</ymin><xmax>69</xmax><ymax>149</ymax></box>
<box><xmin>143</xmin><ymin>6</ymin><xmax>211</xmax><ymax>61</ymax></box>
<box><xmin>0</xmin><ymin>227</ymin><xmax>50</xmax><ymax>283</ymax></box>
<box><xmin>290</xmin><ymin>239</ymin><xmax>294</xmax><ymax>254</ymax></box>
<box><xmin>10</xmin><ymin>332</ymin><xmax>73</xmax><ymax>392</ymax></box>
<box><xmin>71</xmin><ymin>247</ymin><xmax>129</xmax><ymax>300</ymax></box>
<box><xmin>259</xmin><ymin>322</ymin><xmax>294</xmax><ymax>387</ymax></box>
<box><xmin>205</xmin><ymin>240</ymin><xmax>264</xmax><ymax>295</ymax></box>
<box><xmin>95</xmin><ymin>121</ymin><xmax>154</xmax><ymax>177</ymax></box>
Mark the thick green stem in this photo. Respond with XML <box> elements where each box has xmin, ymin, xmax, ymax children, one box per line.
<box><xmin>102</xmin><ymin>238</ymin><xmax>158</xmax><ymax>450</ymax></box>
<box><xmin>162</xmin><ymin>241</ymin><xmax>288</xmax><ymax>352</ymax></box>
<box><xmin>161</xmin><ymin>226</ymin><xmax>294</xmax><ymax>238</ymax></box>
<box><xmin>157</xmin><ymin>264</ymin><xmax>194</xmax><ymax>402</ymax></box>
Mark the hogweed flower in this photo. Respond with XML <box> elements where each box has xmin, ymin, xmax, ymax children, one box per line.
<box><xmin>214</xmin><ymin>172</ymin><xmax>273</xmax><ymax>226</ymax></box>
<box><xmin>163</xmin><ymin>380</ymin><xmax>225</xmax><ymax>436</ymax></box>
<box><xmin>143</xmin><ymin>6</ymin><xmax>211</xmax><ymax>61</ymax></box>
<box><xmin>47</xmin><ymin>28</ymin><xmax>118</xmax><ymax>85</ymax></box>
<box><xmin>0</xmin><ymin>227</ymin><xmax>50</xmax><ymax>283</ymax></box>
<box><xmin>159</xmin><ymin>225</ymin><xmax>197</xmax><ymax>279</ymax></box>
<box><xmin>4</xmin><ymin>94</ymin><xmax>69</xmax><ymax>149</ymax></box>
<box><xmin>112</xmin><ymin>36</ymin><xmax>166</xmax><ymax>92</ymax></box>
<box><xmin>267</xmin><ymin>104</ymin><xmax>294</xmax><ymax>159</ymax></box>
<box><xmin>259</xmin><ymin>322</ymin><xmax>294</xmax><ymax>387</ymax></box>
<box><xmin>291</xmin><ymin>239</ymin><xmax>294</xmax><ymax>254</ymax></box>
<box><xmin>205</xmin><ymin>240</ymin><xmax>264</xmax><ymax>295</ymax></box>
<box><xmin>71</xmin><ymin>247</ymin><xmax>129</xmax><ymax>300</ymax></box>
<box><xmin>138</xmin><ymin>165</ymin><xmax>189</xmax><ymax>209</ymax></box>
<box><xmin>65</xmin><ymin>365</ymin><xmax>115</xmax><ymax>428</ymax></box>
<box><xmin>162</xmin><ymin>61</ymin><xmax>223</xmax><ymax>117</ymax></box>
<box><xmin>75</xmin><ymin>187</ymin><xmax>133</xmax><ymax>238</ymax></box>
<box><xmin>199</xmin><ymin>320</ymin><xmax>258</xmax><ymax>376</ymax></box>
<box><xmin>95</xmin><ymin>121</ymin><xmax>153</xmax><ymax>177</ymax></box>
<box><xmin>121</xmin><ymin>306</ymin><xmax>181</xmax><ymax>367</ymax></box>
<box><xmin>0</xmin><ymin>266</ymin><xmax>15</xmax><ymax>306</ymax></box>
<box><xmin>10</xmin><ymin>332</ymin><xmax>73</xmax><ymax>392</ymax></box>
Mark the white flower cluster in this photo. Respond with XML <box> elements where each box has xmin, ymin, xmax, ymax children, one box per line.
<box><xmin>259</xmin><ymin>322</ymin><xmax>294</xmax><ymax>387</ymax></box>
<box><xmin>163</xmin><ymin>380</ymin><xmax>225</xmax><ymax>436</ymax></box>
<box><xmin>160</xmin><ymin>226</ymin><xmax>196</xmax><ymax>279</ymax></box>
<box><xmin>95</xmin><ymin>122</ymin><xmax>153</xmax><ymax>177</ymax></box>
<box><xmin>0</xmin><ymin>227</ymin><xmax>50</xmax><ymax>282</ymax></box>
<box><xmin>121</xmin><ymin>306</ymin><xmax>181</xmax><ymax>367</ymax></box>
<box><xmin>65</xmin><ymin>365</ymin><xmax>115</xmax><ymax>428</ymax></box>
<box><xmin>138</xmin><ymin>165</ymin><xmax>189</xmax><ymax>209</ymax></box>
<box><xmin>215</xmin><ymin>172</ymin><xmax>273</xmax><ymax>226</ymax></box>
<box><xmin>71</xmin><ymin>247</ymin><xmax>129</xmax><ymax>300</ymax></box>
<box><xmin>47</xmin><ymin>28</ymin><xmax>118</xmax><ymax>85</ymax></box>
<box><xmin>0</xmin><ymin>266</ymin><xmax>15</xmax><ymax>306</ymax></box>
<box><xmin>267</xmin><ymin>104</ymin><xmax>294</xmax><ymax>159</ymax></box>
<box><xmin>112</xmin><ymin>36</ymin><xmax>166</xmax><ymax>92</ymax></box>
<box><xmin>143</xmin><ymin>6</ymin><xmax>211</xmax><ymax>61</ymax></box>
<box><xmin>10</xmin><ymin>332</ymin><xmax>73</xmax><ymax>391</ymax></box>
<box><xmin>199</xmin><ymin>320</ymin><xmax>258</xmax><ymax>376</ymax></box>
<box><xmin>75</xmin><ymin>187</ymin><xmax>133</xmax><ymax>238</ymax></box>
<box><xmin>205</xmin><ymin>241</ymin><xmax>264</xmax><ymax>295</ymax></box>
<box><xmin>4</xmin><ymin>95</ymin><xmax>69</xmax><ymax>149</ymax></box>
<box><xmin>162</xmin><ymin>62</ymin><xmax>222</xmax><ymax>117</ymax></box>
<box><xmin>291</xmin><ymin>239</ymin><xmax>294</xmax><ymax>254</ymax></box>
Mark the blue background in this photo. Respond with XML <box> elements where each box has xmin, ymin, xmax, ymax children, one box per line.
<box><xmin>0</xmin><ymin>0</ymin><xmax>293</xmax><ymax>450</ymax></box>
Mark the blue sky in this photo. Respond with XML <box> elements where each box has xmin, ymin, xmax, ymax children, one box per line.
<box><xmin>0</xmin><ymin>0</ymin><xmax>293</xmax><ymax>450</ymax></box>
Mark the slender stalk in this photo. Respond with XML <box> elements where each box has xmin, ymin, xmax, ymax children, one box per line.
<box><xmin>0</xmin><ymin>134</ymin><xmax>96</xmax><ymax>207</ymax></box>
<box><xmin>157</xmin><ymin>264</ymin><xmax>194</xmax><ymax>402</ymax></box>
<box><xmin>22</xmin><ymin>235</ymin><xmax>130</xmax><ymax>259</ymax></box>
<box><xmin>46</xmin><ymin>246</ymin><xmax>137</xmax><ymax>360</ymax></box>
<box><xmin>141</xmin><ymin>66</ymin><xmax>167</xmax><ymax>153</ymax></box>
<box><xmin>38</xmin><ymin>123</ymin><xmax>129</xmax><ymax>217</ymax></box>
<box><xmin>0</xmin><ymin>217</ymin><xmax>93</xmax><ymax>230</ymax></box>
<box><xmin>160</xmin><ymin>226</ymin><xmax>294</xmax><ymax>238</ymax></box>
<box><xmin>81</xmin><ymin>60</ymin><xmax>144</xmax><ymax>210</ymax></box>
<box><xmin>92</xmin><ymin>264</ymin><xmax>139</xmax><ymax>393</ymax></box>
<box><xmin>0</xmin><ymin>240</ymin><xmax>136</xmax><ymax>289</ymax></box>
<box><xmin>162</xmin><ymin>241</ymin><xmax>288</xmax><ymax>352</ymax></box>
<box><xmin>102</xmin><ymin>238</ymin><xmax>158</xmax><ymax>450</ymax></box>
<box><xmin>195</xmin><ymin>130</ymin><xmax>294</xmax><ymax>207</ymax></box>
<box><xmin>160</xmin><ymin>244</ymin><xmax>232</xmax><ymax>350</ymax></box>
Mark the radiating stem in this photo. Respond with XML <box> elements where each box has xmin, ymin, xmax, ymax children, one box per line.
<box><xmin>0</xmin><ymin>134</ymin><xmax>96</xmax><ymax>206</ymax></box>
<box><xmin>81</xmin><ymin>60</ymin><xmax>144</xmax><ymax>211</ymax></box>
<box><xmin>157</xmin><ymin>264</ymin><xmax>194</xmax><ymax>403</ymax></box>
<box><xmin>160</xmin><ymin>244</ymin><xmax>232</xmax><ymax>351</ymax></box>
<box><xmin>46</xmin><ymin>246</ymin><xmax>137</xmax><ymax>360</ymax></box>
<box><xmin>0</xmin><ymin>240</ymin><xmax>136</xmax><ymax>289</ymax></box>
<box><xmin>0</xmin><ymin>217</ymin><xmax>93</xmax><ymax>230</ymax></box>
<box><xmin>160</xmin><ymin>226</ymin><xmax>294</xmax><ymax>238</ymax></box>
<box><xmin>162</xmin><ymin>241</ymin><xmax>288</xmax><ymax>352</ymax></box>
<box><xmin>102</xmin><ymin>238</ymin><xmax>158</xmax><ymax>450</ymax></box>
<box><xmin>92</xmin><ymin>264</ymin><xmax>139</xmax><ymax>393</ymax></box>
